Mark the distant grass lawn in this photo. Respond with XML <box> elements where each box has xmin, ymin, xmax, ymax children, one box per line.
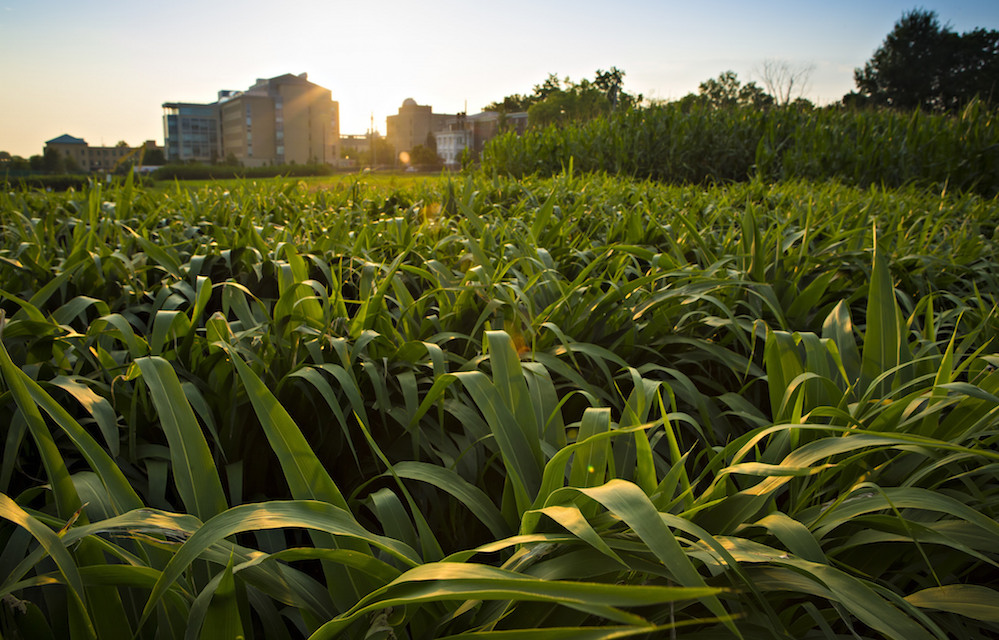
<box><xmin>150</xmin><ymin>171</ymin><xmax>451</xmax><ymax>194</ymax></box>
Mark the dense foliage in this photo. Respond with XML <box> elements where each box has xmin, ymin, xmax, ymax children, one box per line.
<box><xmin>0</xmin><ymin>174</ymin><xmax>93</xmax><ymax>192</ymax></box>
<box><xmin>675</xmin><ymin>71</ymin><xmax>775</xmax><ymax>111</ymax></box>
<box><xmin>482</xmin><ymin>100</ymin><xmax>999</xmax><ymax>196</ymax></box>
<box><xmin>852</xmin><ymin>9</ymin><xmax>999</xmax><ymax>111</ymax></box>
<box><xmin>1</xmin><ymin>166</ymin><xmax>998</xmax><ymax>639</ymax></box>
<box><xmin>484</xmin><ymin>68</ymin><xmax>641</xmax><ymax>126</ymax></box>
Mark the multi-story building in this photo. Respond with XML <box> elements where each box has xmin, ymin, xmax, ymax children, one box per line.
<box><xmin>44</xmin><ymin>135</ymin><xmax>163</xmax><ymax>172</ymax></box>
<box><xmin>162</xmin><ymin>103</ymin><xmax>220</xmax><ymax>163</ymax></box>
<box><xmin>163</xmin><ymin>73</ymin><xmax>339</xmax><ymax>166</ymax></box>
<box><xmin>386</xmin><ymin>99</ymin><xmax>451</xmax><ymax>158</ymax></box>
<box><xmin>386</xmin><ymin>99</ymin><xmax>528</xmax><ymax>168</ymax></box>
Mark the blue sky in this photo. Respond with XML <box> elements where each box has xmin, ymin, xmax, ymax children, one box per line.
<box><xmin>2</xmin><ymin>0</ymin><xmax>998</xmax><ymax>157</ymax></box>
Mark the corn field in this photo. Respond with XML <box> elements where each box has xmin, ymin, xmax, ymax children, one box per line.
<box><xmin>482</xmin><ymin>101</ymin><xmax>999</xmax><ymax>197</ymax></box>
<box><xmin>1</xmin><ymin>168</ymin><xmax>998</xmax><ymax>639</ymax></box>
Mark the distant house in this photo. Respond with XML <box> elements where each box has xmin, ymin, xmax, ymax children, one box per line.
<box><xmin>44</xmin><ymin>135</ymin><xmax>162</xmax><ymax>172</ymax></box>
<box><xmin>163</xmin><ymin>73</ymin><xmax>340</xmax><ymax>167</ymax></box>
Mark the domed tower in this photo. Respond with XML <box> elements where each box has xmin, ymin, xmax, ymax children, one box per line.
<box><xmin>386</xmin><ymin>98</ymin><xmax>446</xmax><ymax>164</ymax></box>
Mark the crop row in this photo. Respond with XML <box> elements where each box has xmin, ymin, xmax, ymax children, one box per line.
<box><xmin>482</xmin><ymin>101</ymin><xmax>999</xmax><ymax>196</ymax></box>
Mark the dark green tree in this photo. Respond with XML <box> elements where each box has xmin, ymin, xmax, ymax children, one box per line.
<box><xmin>485</xmin><ymin>69</ymin><xmax>641</xmax><ymax>122</ymax></box>
<box><xmin>409</xmin><ymin>144</ymin><xmax>442</xmax><ymax>168</ymax></box>
<box><xmin>483</xmin><ymin>94</ymin><xmax>534</xmax><ymax>113</ymax></box>
<box><xmin>678</xmin><ymin>71</ymin><xmax>774</xmax><ymax>110</ymax></box>
<box><xmin>853</xmin><ymin>9</ymin><xmax>999</xmax><ymax>110</ymax></box>
<box><xmin>41</xmin><ymin>147</ymin><xmax>64</xmax><ymax>173</ymax></box>
<box><xmin>368</xmin><ymin>138</ymin><xmax>395</xmax><ymax>166</ymax></box>
<box><xmin>0</xmin><ymin>151</ymin><xmax>29</xmax><ymax>172</ymax></box>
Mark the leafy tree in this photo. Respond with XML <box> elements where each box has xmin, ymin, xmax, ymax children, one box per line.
<box><xmin>528</xmin><ymin>83</ymin><xmax>610</xmax><ymax>127</ymax></box>
<box><xmin>679</xmin><ymin>71</ymin><xmax>774</xmax><ymax>110</ymax></box>
<box><xmin>62</xmin><ymin>152</ymin><xmax>81</xmax><ymax>173</ymax></box>
<box><xmin>10</xmin><ymin>155</ymin><xmax>29</xmax><ymax>171</ymax></box>
<box><xmin>0</xmin><ymin>151</ymin><xmax>29</xmax><ymax>172</ymax></box>
<box><xmin>594</xmin><ymin>67</ymin><xmax>626</xmax><ymax>108</ymax></box>
<box><xmin>369</xmin><ymin>137</ymin><xmax>395</xmax><ymax>166</ymax></box>
<box><xmin>533</xmin><ymin>73</ymin><xmax>563</xmax><ymax>101</ymax></box>
<box><xmin>42</xmin><ymin>147</ymin><xmax>64</xmax><ymax>173</ymax></box>
<box><xmin>485</xmin><ymin>68</ymin><xmax>641</xmax><ymax>124</ymax></box>
<box><xmin>853</xmin><ymin>9</ymin><xmax>999</xmax><ymax>110</ymax></box>
<box><xmin>409</xmin><ymin>144</ymin><xmax>442</xmax><ymax>168</ymax></box>
<box><xmin>483</xmin><ymin>94</ymin><xmax>534</xmax><ymax>114</ymax></box>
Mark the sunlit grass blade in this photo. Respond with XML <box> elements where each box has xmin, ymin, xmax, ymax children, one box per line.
<box><xmin>392</xmin><ymin>461</ymin><xmax>511</xmax><ymax>539</ymax></box>
<box><xmin>138</xmin><ymin>500</ymin><xmax>422</xmax><ymax>629</ymax></box>
<box><xmin>0</xmin><ymin>493</ymin><xmax>95</xmax><ymax>640</ymax></box>
<box><xmin>136</xmin><ymin>356</ymin><xmax>228</xmax><ymax>521</ymax></box>
<box><xmin>307</xmin><ymin>562</ymin><xmax>723</xmax><ymax>639</ymax></box>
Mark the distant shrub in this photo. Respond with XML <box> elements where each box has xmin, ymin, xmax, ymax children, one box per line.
<box><xmin>152</xmin><ymin>163</ymin><xmax>335</xmax><ymax>181</ymax></box>
<box><xmin>1</xmin><ymin>173</ymin><xmax>91</xmax><ymax>191</ymax></box>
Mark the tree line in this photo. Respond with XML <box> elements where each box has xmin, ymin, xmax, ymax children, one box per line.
<box><xmin>483</xmin><ymin>8</ymin><xmax>997</xmax><ymax>129</ymax></box>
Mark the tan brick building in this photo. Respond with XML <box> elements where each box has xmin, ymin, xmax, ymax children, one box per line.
<box><xmin>164</xmin><ymin>73</ymin><xmax>339</xmax><ymax>166</ymax></box>
<box><xmin>386</xmin><ymin>98</ymin><xmax>451</xmax><ymax>158</ymax></box>
<box><xmin>45</xmin><ymin>135</ymin><xmax>161</xmax><ymax>172</ymax></box>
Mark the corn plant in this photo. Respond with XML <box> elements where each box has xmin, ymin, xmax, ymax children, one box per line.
<box><xmin>1</xmin><ymin>169</ymin><xmax>997</xmax><ymax>639</ymax></box>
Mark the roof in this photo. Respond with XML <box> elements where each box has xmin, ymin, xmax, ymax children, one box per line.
<box><xmin>46</xmin><ymin>134</ymin><xmax>87</xmax><ymax>145</ymax></box>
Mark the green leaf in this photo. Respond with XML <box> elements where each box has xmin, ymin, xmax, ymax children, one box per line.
<box><xmin>861</xmin><ymin>237</ymin><xmax>901</xmax><ymax>395</ymax></box>
<box><xmin>308</xmin><ymin>562</ymin><xmax>722</xmax><ymax>639</ymax></box>
<box><xmin>568</xmin><ymin>408</ymin><xmax>611</xmax><ymax>490</ymax></box>
<box><xmin>392</xmin><ymin>461</ymin><xmax>511</xmax><ymax>539</ymax></box>
<box><xmin>139</xmin><ymin>500</ymin><xmax>421</xmax><ymax>628</ymax></box>
<box><xmin>0</xmin><ymin>334</ymin><xmax>82</xmax><ymax>520</ymax></box>
<box><xmin>49</xmin><ymin>376</ymin><xmax>120</xmax><ymax>458</ymax></box>
<box><xmin>136</xmin><ymin>356</ymin><xmax>228</xmax><ymax>521</ymax></box>
<box><xmin>905</xmin><ymin>584</ymin><xmax>999</xmax><ymax>623</ymax></box>
<box><xmin>550</xmin><ymin>480</ymin><xmax>735</xmax><ymax>635</ymax></box>
<box><xmin>0</xmin><ymin>493</ymin><xmax>95</xmax><ymax>640</ymax></box>
<box><xmin>198</xmin><ymin>553</ymin><xmax>244</xmax><ymax>640</ymax></box>
<box><xmin>221</xmin><ymin>345</ymin><xmax>349</xmax><ymax>510</ymax></box>
<box><xmin>453</xmin><ymin>369</ymin><xmax>541</xmax><ymax>513</ymax></box>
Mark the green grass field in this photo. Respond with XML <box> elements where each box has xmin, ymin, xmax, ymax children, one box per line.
<box><xmin>1</xmin><ymin>158</ymin><xmax>998</xmax><ymax>638</ymax></box>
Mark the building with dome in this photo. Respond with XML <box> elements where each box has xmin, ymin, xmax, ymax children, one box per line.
<box><xmin>385</xmin><ymin>98</ymin><xmax>452</xmax><ymax>160</ymax></box>
<box><xmin>385</xmin><ymin>98</ymin><xmax>528</xmax><ymax>169</ymax></box>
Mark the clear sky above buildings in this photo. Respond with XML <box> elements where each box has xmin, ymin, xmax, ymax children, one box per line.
<box><xmin>2</xmin><ymin>0</ymin><xmax>998</xmax><ymax>157</ymax></box>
